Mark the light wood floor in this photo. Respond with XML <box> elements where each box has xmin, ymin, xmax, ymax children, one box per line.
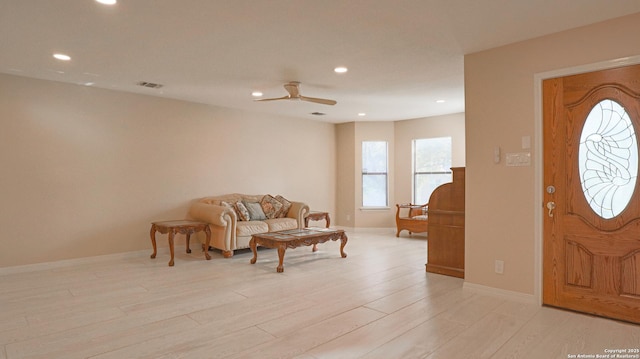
<box><xmin>1</xmin><ymin>229</ymin><xmax>639</xmax><ymax>359</ymax></box>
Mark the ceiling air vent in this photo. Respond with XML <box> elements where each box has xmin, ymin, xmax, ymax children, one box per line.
<box><xmin>311</xmin><ymin>112</ymin><xmax>326</xmax><ymax>116</ymax></box>
<box><xmin>136</xmin><ymin>81</ymin><xmax>163</xmax><ymax>89</ymax></box>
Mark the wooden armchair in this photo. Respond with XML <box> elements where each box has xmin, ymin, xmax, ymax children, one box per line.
<box><xmin>395</xmin><ymin>203</ymin><xmax>428</xmax><ymax>237</ymax></box>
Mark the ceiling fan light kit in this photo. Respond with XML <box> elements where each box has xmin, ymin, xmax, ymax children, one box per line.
<box><xmin>255</xmin><ymin>81</ymin><xmax>337</xmax><ymax>106</ymax></box>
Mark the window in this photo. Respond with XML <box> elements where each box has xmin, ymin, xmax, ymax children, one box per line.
<box><xmin>362</xmin><ymin>141</ymin><xmax>388</xmax><ymax>207</ymax></box>
<box><xmin>413</xmin><ymin>137</ymin><xmax>452</xmax><ymax>204</ymax></box>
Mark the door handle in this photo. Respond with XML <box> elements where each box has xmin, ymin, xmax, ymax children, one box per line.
<box><xmin>546</xmin><ymin>201</ymin><xmax>556</xmax><ymax>217</ymax></box>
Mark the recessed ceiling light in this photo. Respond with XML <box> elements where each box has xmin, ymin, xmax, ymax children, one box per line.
<box><xmin>251</xmin><ymin>91</ymin><xmax>263</xmax><ymax>97</ymax></box>
<box><xmin>436</xmin><ymin>99</ymin><xmax>446</xmax><ymax>103</ymax></box>
<box><xmin>96</xmin><ymin>0</ymin><xmax>117</xmax><ymax>5</ymax></box>
<box><xmin>358</xmin><ymin>113</ymin><xmax>366</xmax><ymax>117</ymax></box>
<box><xmin>53</xmin><ymin>53</ymin><xmax>71</xmax><ymax>61</ymax></box>
<box><xmin>334</xmin><ymin>67</ymin><xmax>348</xmax><ymax>74</ymax></box>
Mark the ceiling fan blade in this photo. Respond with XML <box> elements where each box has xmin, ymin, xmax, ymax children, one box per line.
<box><xmin>253</xmin><ymin>96</ymin><xmax>291</xmax><ymax>102</ymax></box>
<box><xmin>255</xmin><ymin>81</ymin><xmax>335</xmax><ymax>105</ymax></box>
<box><xmin>299</xmin><ymin>95</ymin><xmax>337</xmax><ymax>106</ymax></box>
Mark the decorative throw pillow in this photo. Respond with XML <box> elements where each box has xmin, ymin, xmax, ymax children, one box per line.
<box><xmin>275</xmin><ymin>195</ymin><xmax>292</xmax><ymax>218</ymax></box>
<box><xmin>234</xmin><ymin>201</ymin><xmax>251</xmax><ymax>221</ymax></box>
<box><xmin>260</xmin><ymin>195</ymin><xmax>283</xmax><ymax>219</ymax></box>
<box><xmin>243</xmin><ymin>201</ymin><xmax>267</xmax><ymax>221</ymax></box>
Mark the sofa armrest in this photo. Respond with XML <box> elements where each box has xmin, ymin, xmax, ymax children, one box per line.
<box><xmin>189</xmin><ymin>202</ymin><xmax>235</xmax><ymax>227</ymax></box>
<box><xmin>287</xmin><ymin>201</ymin><xmax>310</xmax><ymax>228</ymax></box>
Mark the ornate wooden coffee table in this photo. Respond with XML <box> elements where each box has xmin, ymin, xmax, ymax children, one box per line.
<box><xmin>249</xmin><ymin>228</ymin><xmax>347</xmax><ymax>273</ymax></box>
<box><xmin>150</xmin><ymin>220</ymin><xmax>212</xmax><ymax>266</ymax></box>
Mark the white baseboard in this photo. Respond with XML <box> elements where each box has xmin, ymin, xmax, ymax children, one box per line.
<box><xmin>463</xmin><ymin>282</ymin><xmax>539</xmax><ymax>305</ymax></box>
<box><xmin>0</xmin><ymin>227</ymin><xmax>406</xmax><ymax>275</ymax></box>
<box><xmin>347</xmin><ymin>227</ymin><xmax>396</xmax><ymax>234</ymax></box>
<box><xmin>307</xmin><ymin>226</ymin><xmax>394</xmax><ymax>233</ymax></box>
<box><xmin>0</xmin><ymin>249</ymin><xmax>150</xmax><ymax>275</ymax></box>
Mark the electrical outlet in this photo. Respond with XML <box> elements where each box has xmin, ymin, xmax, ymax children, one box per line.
<box><xmin>495</xmin><ymin>260</ymin><xmax>504</xmax><ymax>274</ymax></box>
<box><xmin>346</xmin><ymin>214</ymin><xmax>351</xmax><ymax>221</ymax></box>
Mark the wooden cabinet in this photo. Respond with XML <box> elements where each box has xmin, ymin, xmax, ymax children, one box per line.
<box><xmin>426</xmin><ymin>167</ymin><xmax>465</xmax><ymax>278</ymax></box>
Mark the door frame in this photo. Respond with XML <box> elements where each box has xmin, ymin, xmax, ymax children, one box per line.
<box><xmin>533</xmin><ymin>55</ymin><xmax>640</xmax><ymax>306</ymax></box>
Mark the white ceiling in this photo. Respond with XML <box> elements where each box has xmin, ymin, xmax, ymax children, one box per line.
<box><xmin>2</xmin><ymin>1</ymin><xmax>640</xmax><ymax>123</ymax></box>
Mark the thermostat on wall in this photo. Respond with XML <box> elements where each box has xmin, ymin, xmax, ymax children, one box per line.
<box><xmin>506</xmin><ymin>152</ymin><xmax>531</xmax><ymax>167</ymax></box>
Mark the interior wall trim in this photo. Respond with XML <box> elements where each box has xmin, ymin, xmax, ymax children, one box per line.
<box><xmin>463</xmin><ymin>281</ymin><xmax>537</xmax><ymax>304</ymax></box>
<box><xmin>0</xmin><ymin>249</ymin><xmax>150</xmax><ymax>275</ymax></box>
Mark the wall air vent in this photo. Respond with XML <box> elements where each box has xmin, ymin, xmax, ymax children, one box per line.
<box><xmin>136</xmin><ymin>81</ymin><xmax>163</xmax><ymax>89</ymax></box>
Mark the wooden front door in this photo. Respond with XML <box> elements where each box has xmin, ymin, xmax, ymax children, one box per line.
<box><xmin>543</xmin><ymin>64</ymin><xmax>640</xmax><ymax>323</ymax></box>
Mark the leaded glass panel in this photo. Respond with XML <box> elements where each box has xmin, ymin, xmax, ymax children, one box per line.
<box><xmin>579</xmin><ymin>99</ymin><xmax>637</xmax><ymax>219</ymax></box>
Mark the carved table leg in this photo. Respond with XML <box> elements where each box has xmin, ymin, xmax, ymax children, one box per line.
<box><xmin>276</xmin><ymin>245</ymin><xmax>286</xmax><ymax>273</ymax></box>
<box><xmin>249</xmin><ymin>237</ymin><xmax>258</xmax><ymax>264</ymax></box>
<box><xmin>185</xmin><ymin>233</ymin><xmax>192</xmax><ymax>253</ymax></box>
<box><xmin>203</xmin><ymin>226</ymin><xmax>212</xmax><ymax>260</ymax></box>
<box><xmin>309</xmin><ymin>213</ymin><xmax>330</xmax><ymax>252</ymax></box>
<box><xmin>339</xmin><ymin>234</ymin><xmax>348</xmax><ymax>258</ymax></box>
<box><xmin>168</xmin><ymin>231</ymin><xmax>175</xmax><ymax>266</ymax></box>
<box><xmin>150</xmin><ymin>224</ymin><xmax>158</xmax><ymax>259</ymax></box>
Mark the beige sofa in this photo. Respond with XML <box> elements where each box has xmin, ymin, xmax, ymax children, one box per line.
<box><xmin>189</xmin><ymin>193</ymin><xmax>309</xmax><ymax>257</ymax></box>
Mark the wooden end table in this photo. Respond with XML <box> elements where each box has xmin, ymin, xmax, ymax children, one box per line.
<box><xmin>304</xmin><ymin>211</ymin><xmax>331</xmax><ymax>228</ymax></box>
<box><xmin>150</xmin><ymin>220</ymin><xmax>212</xmax><ymax>266</ymax></box>
<box><xmin>249</xmin><ymin>228</ymin><xmax>347</xmax><ymax>273</ymax></box>
<box><xmin>304</xmin><ymin>211</ymin><xmax>331</xmax><ymax>252</ymax></box>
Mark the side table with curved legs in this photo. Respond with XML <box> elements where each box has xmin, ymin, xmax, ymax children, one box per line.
<box><xmin>150</xmin><ymin>220</ymin><xmax>212</xmax><ymax>266</ymax></box>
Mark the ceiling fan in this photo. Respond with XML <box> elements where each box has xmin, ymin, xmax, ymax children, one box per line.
<box><xmin>254</xmin><ymin>81</ymin><xmax>337</xmax><ymax>106</ymax></box>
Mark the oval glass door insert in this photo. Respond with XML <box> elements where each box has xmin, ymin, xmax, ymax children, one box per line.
<box><xmin>579</xmin><ymin>99</ymin><xmax>638</xmax><ymax>219</ymax></box>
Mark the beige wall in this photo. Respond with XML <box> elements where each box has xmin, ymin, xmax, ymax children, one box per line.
<box><xmin>0</xmin><ymin>74</ymin><xmax>336</xmax><ymax>267</ymax></box>
<box><xmin>335</xmin><ymin>122</ymin><xmax>356</xmax><ymax>227</ymax></box>
<box><xmin>0</xmin><ymin>73</ymin><xmax>465</xmax><ymax>268</ymax></box>
<box><xmin>464</xmin><ymin>12</ymin><xmax>640</xmax><ymax>296</ymax></box>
